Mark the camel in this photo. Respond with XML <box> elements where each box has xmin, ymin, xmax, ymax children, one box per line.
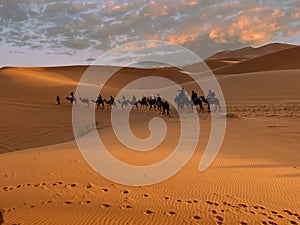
<box><xmin>66</xmin><ymin>96</ymin><xmax>77</xmax><ymax>105</ymax></box>
<box><xmin>156</xmin><ymin>98</ymin><xmax>170</xmax><ymax>116</ymax></box>
<box><xmin>138</xmin><ymin>97</ymin><xmax>149</xmax><ymax>110</ymax></box>
<box><xmin>147</xmin><ymin>98</ymin><xmax>157</xmax><ymax>110</ymax></box>
<box><xmin>91</xmin><ymin>98</ymin><xmax>105</xmax><ymax>110</ymax></box>
<box><xmin>199</xmin><ymin>96</ymin><xmax>221</xmax><ymax>112</ymax></box>
<box><xmin>103</xmin><ymin>96</ymin><xmax>116</xmax><ymax>109</ymax></box>
<box><xmin>79</xmin><ymin>97</ymin><xmax>90</xmax><ymax>107</ymax></box>
<box><xmin>174</xmin><ymin>94</ymin><xmax>193</xmax><ymax>112</ymax></box>
<box><xmin>117</xmin><ymin>97</ymin><xmax>130</xmax><ymax>110</ymax></box>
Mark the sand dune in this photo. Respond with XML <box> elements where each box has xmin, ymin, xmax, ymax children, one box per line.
<box><xmin>214</xmin><ymin>46</ymin><xmax>300</xmax><ymax>75</ymax></box>
<box><xmin>1</xmin><ymin>44</ymin><xmax>300</xmax><ymax>224</ymax></box>
<box><xmin>207</xmin><ymin>43</ymin><xmax>297</xmax><ymax>61</ymax></box>
<box><xmin>182</xmin><ymin>43</ymin><xmax>298</xmax><ymax>72</ymax></box>
<box><xmin>205</xmin><ymin>59</ymin><xmax>240</xmax><ymax>70</ymax></box>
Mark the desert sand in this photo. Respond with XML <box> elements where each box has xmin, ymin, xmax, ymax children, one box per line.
<box><xmin>0</xmin><ymin>44</ymin><xmax>299</xmax><ymax>225</ymax></box>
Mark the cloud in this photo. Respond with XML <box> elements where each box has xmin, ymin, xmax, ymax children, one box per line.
<box><xmin>208</xmin><ymin>6</ymin><xmax>291</xmax><ymax>45</ymax></box>
<box><xmin>0</xmin><ymin>0</ymin><xmax>299</xmax><ymax>65</ymax></box>
<box><xmin>62</xmin><ymin>39</ymin><xmax>95</xmax><ymax>50</ymax></box>
<box><xmin>85</xmin><ymin>57</ymin><xmax>96</xmax><ymax>62</ymax></box>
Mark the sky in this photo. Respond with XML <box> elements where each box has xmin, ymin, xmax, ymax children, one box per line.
<box><xmin>0</xmin><ymin>0</ymin><xmax>299</xmax><ymax>67</ymax></box>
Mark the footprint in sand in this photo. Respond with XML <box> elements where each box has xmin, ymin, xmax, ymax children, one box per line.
<box><xmin>283</xmin><ymin>209</ymin><xmax>293</xmax><ymax>215</ymax></box>
<box><xmin>215</xmin><ymin>215</ymin><xmax>224</xmax><ymax>222</ymax></box>
<box><xmin>64</xmin><ymin>201</ymin><xmax>72</xmax><ymax>205</ymax></box>
<box><xmin>176</xmin><ymin>199</ymin><xmax>182</xmax><ymax>203</ymax></box>
<box><xmin>166</xmin><ymin>211</ymin><xmax>176</xmax><ymax>216</ymax></box>
<box><xmin>51</xmin><ymin>182</ymin><xmax>63</xmax><ymax>186</ymax></box>
<box><xmin>193</xmin><ymin>215</ymin><xmax>201</xmax><ymax>220</ymax></box>
<box><xmin>206</xmin><ymin>201</ymin><xmax>214</xmax><ymax>205</ymax></box>
<box><xmin>2</xmin><ymin>208</ymin><xmax>16</xmax><ymax>213</ymax></box>
<box><xmin>80</xmin><ymin>200</ymin><xmax>91</xmax><ymax>205</ymax></box>
<box><xmin>224</xmin><ymin>202</ymin><xmax>232</xmax><ymax>207</ymax></box>
<box><xmin>164</xmin><ymin>196</ymin><xmax>170</xmax><ymax>200</ymax></box>
<box><xmin>240</xmin><ymin>222</ymin><xmax>248</xmax><ymax>225</ymax></box>
<box><xmin>238</xmin><ymin>203</ymin><xmax>247</xmax><ymax>208</ymax></box>
<box><xmin>122</xmin><ymin>190</ymin><xmax>129</xmax><ymax>194</ymax></box>
<box><xmin>85</xmin><ymin>183</ymin><xmax>93</xmax><ymax>189</ymax></box>
<box><xmin>2</xmin><ymin>187</ymin><xmax>8</xmax><ymax>191</ymax></box>
<box><xmin>102</xmin><ymin>203</ymin><xmax>111</xmax><ymax>208</ymax></box>
<box><xmin>211</xmin><ymin>210</ymin><xmax>217</xmax><ymax>215</ymax></box>
<box><xmin>125</xmin><ymin>205</ymin><xmax>133</xmax><ymax>209</ymax></box>
<box><xmin>144</xmin><ymin>210</ymin><xmax>154</xmax><ymax>215</ymax></box>
<box><xmin>143</xmin><ymin>194</ymin><xmax>149</xmax><ymax>197</ymax></box>
<box><xmin>290</xmin><ymin>221</ymin><xmax>298</xmax><ymax>225</ymax></box>
<box><xmin>101</xmin><ymin>188</ymin><xmax>109</xmax><ymax>192</ymax></box>
<box><xmin>254</xmin><ymin>205</ymin><xmax>264</xmax><ymax>210</ymax></box>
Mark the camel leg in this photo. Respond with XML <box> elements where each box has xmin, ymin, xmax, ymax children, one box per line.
<box><xmin>207</xmin><ymin>103</ymin><xmax>211</xmax><ymax>113</ymax></box>
<box><xmin>199</xmin><ymin>101</ymin><xmax>204</xmax><ymax>112</ymax></box>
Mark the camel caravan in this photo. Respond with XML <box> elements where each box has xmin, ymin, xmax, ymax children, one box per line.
<box><xmin>60</xmin><ymin>88</ymin><xmax>221</xmax><ymax>116</ymax></box>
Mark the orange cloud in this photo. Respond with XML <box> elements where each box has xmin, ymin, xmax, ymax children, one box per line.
<box><xmin>240</xmin><ymin>30</ymin><xmax>272</xmax><ymax>44</ymax></box>
<box><xmin>101</xmin><ymin>0</ymin><xmax>115</xmax><ymax>9</ymax></box>
<box><xmin>160</xmin><ymin>5</ymin><xmax>169</xmax><ymax>16</ymax></box>
<box><xmin>291</xmin><ymin>9</ymin><xmax>300</xmax><ymax>19</ymax></box>
<box><xmin>101</xmin><ymin>1</ymin><xmax>128</xmax><ymax>11</ymax></box>
<box><xmin>209</xmin><ymin>8</ymin><xmax>286</xmax><ymax>45</ymax></box>
<box><xmin>209</xmin><ymin>28</ymin><xmax>227</xmax><ymax>43</ymax></box>
<box><xmin>166</xmin><ymin>25</ymin><xmax>204</xmax><ymax>44</ymax></box>
<box><xmin>111</xmin><ymin>3</ymin><xmax>128</xmax><ymax>11</ymax></box>
<box><xmin>181</xmin><ymin>0</ymin><xmax>198</xmax><ymax>6</ymax></box>
<box><xmin>272</xmin><ymin>9</ymin><xmax>285</xmax><ymax>18</ymax></box>
<box><xmin>116</xmin><ymin>41</ymin><xmax>167</xmax><ymax>53</ymax></box>
<box><xmin>144</xmin><ymin>2</ymin><xmax>170</xmax><ymax>19</ymax></box>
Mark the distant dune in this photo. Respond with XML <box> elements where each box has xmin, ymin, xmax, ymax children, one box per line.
<box><xmin>214</xmin><ymin>46</ymin><xmax>300</xmax><ymax>74</ymax></box>
<box><xmin>207</xmin><ymin>43</ymin><xmax>297</xmax><ymax>61</ymax></box>
<box><xmin>184</xmin><ymin>43</ymin><xmax>299</xmax><ymax>72</ymax></box>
